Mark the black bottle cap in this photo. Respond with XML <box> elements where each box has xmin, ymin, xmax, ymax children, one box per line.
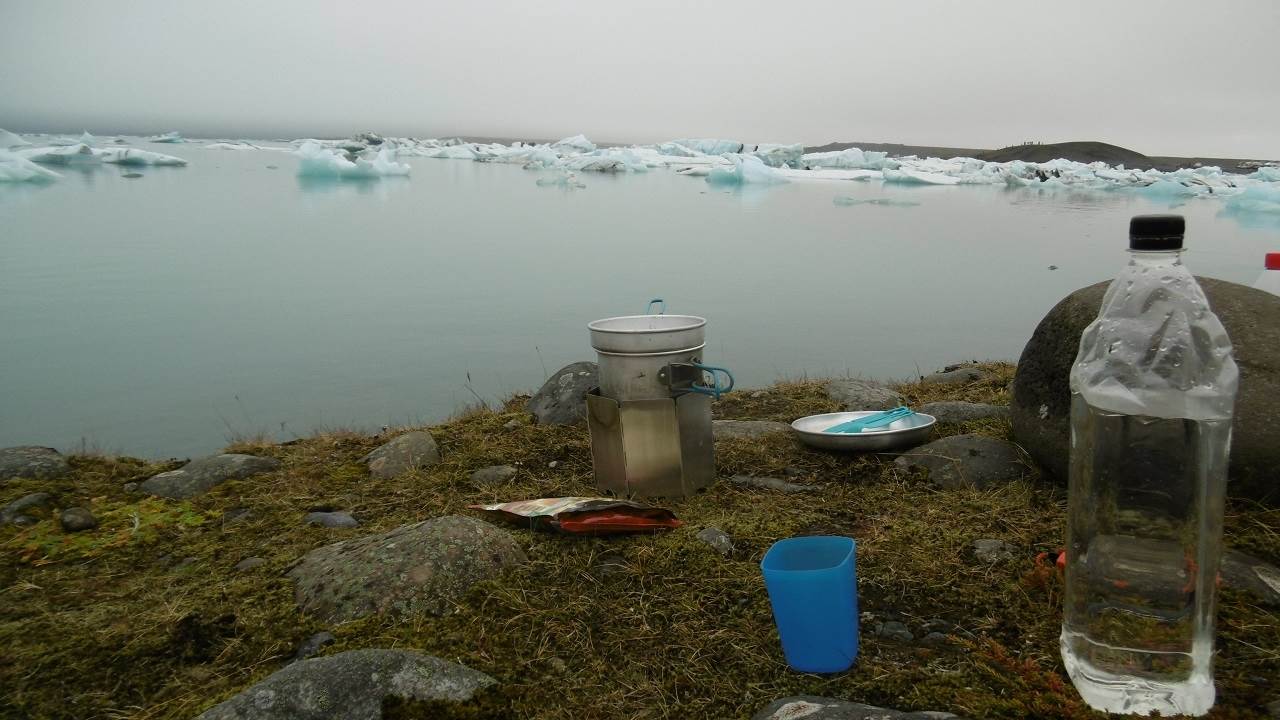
<box><xmin>1129</xmin><ymin>214</ymin><xmax>1185</xmax><ymax>251</ymax></box>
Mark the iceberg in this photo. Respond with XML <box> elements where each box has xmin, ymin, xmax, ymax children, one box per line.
<box><xmin>535</xmin><ymin>169</ymin><xmax>585</xmax><ymax>189</ymax></box>
<box><xmin>204</xmin><ymin>141</ymin><xmax>262</xmax><ymax>150</ymax></box>
<box><xmin>0</xmin><ymin>128</ymin><xmax>31</xmax><ymax>149</ymax></box>
<box><xmin>705</xmin><ymin>154</ymin><xmax>788</xmax><ymax>186</ymax></box>
<box><xmin>148</xmin><ymin>131</ymin><xmax>186</xmax><ymax>143</ymax></box>
<box><xmin>882</xmin><ymin>168</ymin><xmax>960</xmax><ymax>186</ymax></box>
<box><xmin>294</xmin><ymin>141</ymin><xmax>410</xmax><ymax>179</ymax></box>
<box><xmin>1251</xmin><ymin>166</ymin><xmax>1280</xmax><ymax>183</ymax></box>
<box><xmin>18</xmin><ymin>144</ymin><xmax>100</xmax><ymax>165</ymax></box>
<box><xmin>98</xmin><ymin>148</ymin><xmax>188</xmax><ymax>166</ymax></box>
<box><xmin>1136</xmin><ymin>179</ymin><xmax>1198</xmax><ymax>199</ymax></box>
<box><xmin>1223</xmin><ymin>185</ymin><xmax>1280</xmax><ymax>214</ymax></box>
<box><xmin>751</xmin><ymin>143</ymin><xmax>804</xmax><ymax>168</ymax></box>
<box><xmin>566</xmin><ymin>149</ymin><xmax>650</xmax><ymax>173</ymax></box>
<box><xmin>669</xmin><ymin>139</ymin><xmax>745</xmax><ymax>155</ymax></box>
<box><xmin>833</xmin><ymin>196</ymin><xmax>920</xmax><ymax>207</ymax></box>
<box><xmin>0</xmin><ymin>149</ymin><xmax>61</xmax><ymax>182</ymax></box>
<box><xmin>802</xmin><ymin>148</ymin><xmax>899</xmax><ymax>171</ymax></box>
<box><xmin>553</xmin><ymin>134</ymin><xmax>596</xmax><ymax>153</ymax></box>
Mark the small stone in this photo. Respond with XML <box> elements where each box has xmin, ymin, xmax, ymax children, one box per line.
<box><xmin>175</xmin><ymin>556</ymin><xmax>198</xmax><ymax>570</ymax></box>
<box><xmin>894</xmin><ymin>435</ymin><xmax>1027</xmax><ymax>490</ymax></box>
<box><xmin>362</xmin><ymin>432</ymin><xmax>440</xmax><ymax>479</ymax></box>
<box><xmin>1</xmin><ymin>492</ymin><xmax>54</xmax><ymax>525</ymax></box>
<box><xmin>918</xmin><ymin>401</ymin><xmax>1010</xmax><ymax>424</ymax></box>
<box><xmin>59</xmin><ymin>507</ymin><xmax>98</xmax><ymax>532</ymax></box>
<box><xmin>727</xmin><ymin>475</ymin><xmax>814</xmax><ymax>494</ymax></box>
<box><xmin>546</xmin><ymin>657</ymin><xmax>567</xmax><ymax>674</ymax></box>
<box><xmin>750</xmin><ymin>391</ymin><xmax>767</xmax><ymax>399</ymax></box>
<box><xmin>696</xmin><ymin>527</ymin><xmax>734</xmax><ymax>557</ymax></box>
<box><xmin>922</xmin><ymin>365</ymin><xmax>990</xmax><ymax>385</ymax></box>
<box><xmin>470</xmin><ymin>465</ymin><xmax>518</xmax><ymax>485</ymax></box>
<box><xmin>502</xmin><ymin>419</ymin><xmax>521</xmax><ymax>431</ymax></box>
<box><xmin>712</xmin><ymin>420</ymin><xmax>791</xmax><ymax>440</ymax></box>
<box><xmin>0</xmin><ymin>446</ymin><xmax>71</xmax><ymax>480</ymax></box>
<box><xmin>304</xmin><ymin>511</ymin><xmax>359</xmax><ymax>528</ymax></box>
<box><xmin>223</xmin><ymin>508</ymin><xmax>252</xmax><ymax>524</ymax></box>
<box><xmin>548</xmin><ymin>461</ymin><xmax>559</xmax><ymax>469</ymax></box>
<box><xmin>973</xmin><ymin>538</ymin><xmax>1017</xmax><ymax>563</ymax></box>
<box><xmin>875</xmin><ymin>621</ymin><xmax>915</xmax><ymax>643</ymax></box>
<box><xmin>122</xmin><ymin>482</ymin><xmax>139</xmax><ymax>493</ymax></box>
<box><xmin>140</xmin><ymin>454</ymin><xmax>281</xmax><ymax>500</ymax></box>
<box><xmin>782</xmin><ymin>466</ymin><xmax>804</xmax><ymax>478</ymax></box>
<box><xmin>921</xmin><ymin>632</ymin><xmax>949</xmax><ymax>647</ymax></box>
<box><xmin>292</xmin><ymin>631</ymin><xmax>335</xmax><ymax>662</ymax></box>
<box><xmin>235</xmin><ymin>557</ymin><xmax>266</xmax><ymax>571</ymax></box>
<box><xmin>1220</xmin><ymin>549</ymin><xmax>1280</xmax><ymax>606</ymax></box>
<box><xmin>824</xmin><ymin>379</ymin><xmax>904</xmax><ymax>411</ymax></box>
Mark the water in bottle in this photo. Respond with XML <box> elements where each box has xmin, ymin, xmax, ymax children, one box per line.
<box><xmin>1061</xmin><ymin>215</ymin><xmax>1238</xmax><ymax>717</ymax></box>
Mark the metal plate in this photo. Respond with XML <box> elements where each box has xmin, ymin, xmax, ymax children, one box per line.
<box><xmin>791</xmin><ymin>411</ymin><xmax>936</xmax><ymax>452</ymax></box>
<box><xmin>618</xmin><ymin>399</ymin><xmax>685</xmax><ymax>496</ymax></box>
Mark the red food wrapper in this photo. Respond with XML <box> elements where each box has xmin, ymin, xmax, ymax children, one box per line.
<box><xmin>469</xmin><ymin>497</ymin><xmax>682</xmax><ymax>535</ymax></box>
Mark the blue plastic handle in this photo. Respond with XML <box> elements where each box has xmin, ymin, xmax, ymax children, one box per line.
<box><xmin>646</xmin><ymin>298</ymin><xmax>666</xmax><ymax>315</ymax></box>
<box><xmin>688</xmin><ymin>363</ymin><xmax>735</xmax><ymax>399</ymax></box>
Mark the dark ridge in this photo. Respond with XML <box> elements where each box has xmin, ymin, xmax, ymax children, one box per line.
<box><xmin>975</xmin><ymin>141</ymin><xmax>1152</xmax><ymax>166</ymax></box>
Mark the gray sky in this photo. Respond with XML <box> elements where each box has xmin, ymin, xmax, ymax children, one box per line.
<box><xmin>2</xmin><ymin>0</ymin><xmax>1276</xmax><ymax>158</ymax></box>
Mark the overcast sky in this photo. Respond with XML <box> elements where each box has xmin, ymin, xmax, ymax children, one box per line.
<box><xmin>2</xmin><ymin>0</ymin><xmax>1276</xmax><ymax>157</ymax></box>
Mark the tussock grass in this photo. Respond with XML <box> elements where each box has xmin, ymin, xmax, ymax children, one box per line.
<box><xmin>2</xmin><ymin>362</ymin><xmax>1276</xmax><ymax>719</ymax></box>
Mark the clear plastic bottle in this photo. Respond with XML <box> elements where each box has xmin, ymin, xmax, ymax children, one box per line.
<box><xmin>1253</xmin><ymin>252</ymin><xmax>1280</xmax><ymax>297</ymax></box>
<box><xmin>1061</xmin><ymin>214</ymin><xmax>1239</xmax><ymax>717</ymax></box>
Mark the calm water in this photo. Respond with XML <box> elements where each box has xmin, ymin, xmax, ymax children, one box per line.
<box><xmin>1</xmin><ymin>140</ymin><xmax>1273</xmax><ymax>458</ymax></box>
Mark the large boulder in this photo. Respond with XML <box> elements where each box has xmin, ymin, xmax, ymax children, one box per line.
<box><xmin>1</xmin><ymin>492</ymin><xmax>54</xmax><ymax>526</ymax></box>
<box><xmin>1012</xmin><ymin>279</ymin><xmax>1280</xmax><ymax>504</ymax></box>
<box><xmin>0</xmin><ymin>446</ymin><xmax>70</xmax><ymax>481</ymax></box>
<box><xmin>287</xmin><ymin>515</ymin><xmax>526</xmax><ymax>623</ymax></box>
<box><xmin>527</xmin><ymin>362</ymin><xmax>598</xmax><ymax>425</ymax></box>
<box><xmin>753</xmin><ymin>696</ymin><xmax>963</xmax><ymax>720</ymax></box>
<box><xmin>194</xmin><ymin>649</ymin><xmax>495</xmax><ymax>720</ymax></box>
<box><xmin>140</xmin><ymin>454</ymin><xmax>280</xmax><ymax>499</ymax></box>
<box><xmin>362</xmin><ymin>432</ymin><xmax>439</xmax><ymax>479</ymax></box>
<box><xmin>894</xmin><ymin>435</ymin><xmax>1028</xmax><ymax>490</ymax></box>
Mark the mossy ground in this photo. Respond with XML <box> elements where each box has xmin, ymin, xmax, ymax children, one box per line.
<box><xmin>2</xmin><ymin>363</ymin><xmax>1276</xmax><ymax>719</ymax></box>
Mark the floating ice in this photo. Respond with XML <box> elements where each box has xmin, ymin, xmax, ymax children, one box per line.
<box><xmin>535</xmin><ymin>169</ymin><xmax>585</xmax><ymax>189</ymax></box>
<box><xmin>706</xmin><ymin>154</ymin><xmax>788</xmax><ymax>186</ymax></box>
<box><xmin>752</xmin><ymin>143</ymin><xmax>804</xmax><ymax>168</ymax></box>
<box><xmin>553</xmin><ymin>134</ymin><xmax>596</xmax><ymax>153</ymax></box>
<box><xmin>205</xmin><ymin>141</ymin><xmax>263</xmax><ymax>150</ymax></box>
<box><xmin>0</xmin><ymin>149</ymin><xmax>61</xmax><ymax>182</ymax></box>
<box><xmin>98</xmin><ymin>148</ymin><xmax>188</xmax><ymax>166</ymax></box>
<box><xmin>802</xmin><ymin>148</ymin><xmax>900</xmax><ymax>171</ymax></box>
<box><xmin>778</xmin><ymin>168</ymin><xmax>881</xmax><ymax>182</ymax></box>
<box><xmin>1136</xmin><ymin>179</ymin><xmax>1198</xmax><ymax>199</ymax></box>
<box><xmin>1251</xmin><ymin>166</ymin><xmax>1280</xmax><ymax>182</ymax></box>
<box><xmin>78</xmin><ymin>131</ymin><xmax>97</xmax><ymax>146</ymax></box>
<box><xmin>566</xmin><ymin>148</ymin><xmax>651</xmax><ymax>173</ymax></box>
<box><xmin>148</xmin><ymin>131</ymin><xmax>186</xmax><ymax>143</ymax></box>
<box><xmin>833</xmin><ymin>196</ymin><xmax>921</xmax><ymax>207</ymax></box>
<box><xmin>0</xmin><ymin>128</ymin><xmax>31</xmax><ymax>149</ymax></box>
<box><xmin>882</xmin><ymin>168</ymin><xmax>961</xmax><ymax>185</ymax></box>
<box><xmin>18</xmin><ymin>144</ymin><xmax>100</xmax><ymax>165</ymax></box>
<box><xmin>1223</xmin><ymin>185</ymin><xmax>1280</xmax><ymax>214</ymax></box>
<box><xmin>294</xmin><ymin>142</ymin><xmax>410</xmax><ymax>179</ymax></box>
<box><xmin>668</xmin><ymin>139</ymin><xmax>745</xmax><ymax>155</ymax></box>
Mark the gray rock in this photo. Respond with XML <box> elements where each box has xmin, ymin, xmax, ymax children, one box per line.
<box><xmin>223</xmin><ymin>508</ymin><xmax>252</xmax><ymax>524</ymax></box>
<box><xmin>59</xmin><ymin>507</ymin><xmax>97</xmax><ymax>532</ymax></box>
<box><xmin>304</xmin><ymin>511</ymin><xmax>359</xmax><ymax>528</ymax></box>
<box><xmin>918</xmin><ymin>402</ymin><xmax>1009</xmax><ymax>424</ymax></box>
<box><xmin>972</xmin><ymin>538</ymin><xmax>1017</xmax><ymax>563</ymax></box>
<box><xmin>750</xmin><ymin>390</ymin><xmax>767</xmax><ymax>399</ymax></box>
<box><xmin>894</xmin><ymin>435</ymin><xmax>1027</xmax><ymax>490</ymax></box>
<box><xmin>727</xmin><ymin>475</ymin><xmax>815</xmax><ymax>494</ymax></box>
<box><xmin>920</xmin><ymin>632</ymin><xmax>949</xmax><ymax>647</ymax></box>
<box><xmin>362</xmin><ymin>432</ymin><xmax>440</xmax><ymax>479</ymax></box>
<box><xmin>712</xmin><ymin>420</ymin><xmax>792</xmax><ymax>440</ymax></box>
<box><xmin>0</xmin><ymin>446</ymin><xmax>70</xmax><ymax>480</ymax></box>
<box><xmin>122</xmin><ymin>482</ymin><xmax>139</xmax><ymax>493</ymax></box>
<box><xmin>696</xmin><ymin>527</ymin><xmax>734</xmax><ymax>557</ymax></box>
<box><xmin>235</xmin><ymin>557</ymin><xmax>266</xmax><ymax>572</ymax></box>
<box><xmin>922</xmin><ymin>366</ymin><xmax>990</xmax><ymax>385</ymax></box>
<box><xmin>140</xmin><ymin>454</ymin><xmax>280</xmax><ymax>499</ymax></box>
<box><xmin>194</xmin><ymin>649</ymin><xmax>495</xmax><ymax>720</ymax></box>
<box><xmin>1012</xmin><ymin>278</ymin><xmax>1280</xmax><ymax>504</ymax></box>
<box><xmin>502</xmin><ymin>419</ymin><xmax>521</xmax><ymax>431</ymax></box>
<box><xmin>1</xmin><ymin>492</ymin><xmax>54</xmax><ymax>525</ymax></box>
<box><xmin>824</xmin><ymin>379</ymin><xmax>904</xmax><ymax>411</ymax></box>
<box><xmin>875</xmin><ymin>621</ymin><xmax>915</xmax><ymax>643</ymax></box>
<box><xmin>287</xmin><ymin>515</ymin><xmax>527</xmax><ymax>623</ymax></box>
<box><xmin>470</xmin><ymin>465</ymin><xmax>518</xmax><ymax>485</ymax></box>
<box><xmin>1221</xmin><ymin>549</ymin><xmax>1280</xmax><ymax>606</ymax></box>
<box><xmin>753</xmin><ymin>696</ymin><xmax>963</xmax><ymax>720</ymax></box>
<box><xmin>527</xmin><ymin>361</ymin><xmax>598</xmax><ymax>425</ymax></box>
<box><xmin>292</xmin><ymin>631</ymin><xmax>335</xmax><ymax>662</ymax></box>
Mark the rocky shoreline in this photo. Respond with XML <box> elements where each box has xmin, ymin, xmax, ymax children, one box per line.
<box><xmin>2</xmin><ymin>281</ymin><xmax>1278</xmax><ymax>719</ymax></box>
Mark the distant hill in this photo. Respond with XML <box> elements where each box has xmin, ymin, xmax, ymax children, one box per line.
<box><xmin>976</xmin><ymin>141</ymin><xmax>1152</xmax><ymax>167</ymax></box>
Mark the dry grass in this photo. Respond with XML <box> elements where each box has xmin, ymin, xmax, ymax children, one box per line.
<box><xmin>1</xmin><ymin>362</ymin><xmax>1276</xmax><ymax>719</ymax></box>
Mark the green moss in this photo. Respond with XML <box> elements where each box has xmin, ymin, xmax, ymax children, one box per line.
<box><xmin>1</xmin><ymin>363</ymin><xmax>1275</xmax><ymax>719</ymax></box>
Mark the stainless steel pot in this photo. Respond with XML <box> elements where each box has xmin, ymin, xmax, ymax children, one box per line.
<box><xmin>598</xmin><ymin>345</ymin><xmax>704</xmax><ymax>401</ymax></box>
<box><xmin>588</xmin><ymin>300</ymin><xmax>706</xmax><ymax>354</ymax></box>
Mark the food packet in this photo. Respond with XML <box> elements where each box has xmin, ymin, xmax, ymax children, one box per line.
<box><xmin>469</xmin><ymin>497</ymin><xmax>682</xmax><ymax>535</ymax></box>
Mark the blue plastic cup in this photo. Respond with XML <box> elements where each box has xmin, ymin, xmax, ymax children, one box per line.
<box><xmin>761</xmin><ymin>535</ymin><xmax>858</xmax><ymax>673</ymax></box>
